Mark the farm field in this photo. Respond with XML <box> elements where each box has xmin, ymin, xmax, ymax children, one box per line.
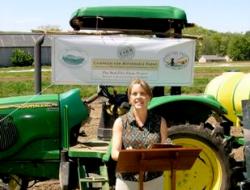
<box><xmin>1</xmin><ymin>62</ymin><xmax>250</xmax><ymax>98</ymax></box>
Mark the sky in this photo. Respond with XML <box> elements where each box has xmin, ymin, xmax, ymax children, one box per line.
<box><xmin>1</xmin><ymin>0</ymin><xmax>249</xmax><ymax>33</ymax></box>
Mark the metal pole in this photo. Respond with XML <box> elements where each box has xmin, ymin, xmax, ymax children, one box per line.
<box><xmin>34</xmin><ymin>34</ymin><xmax>45</xmax><ymax>94</ymax></box>
<box><xmin>242</xmin><ymin>100</ymin><xmax>250</xmax><ymax>180</ymax></box>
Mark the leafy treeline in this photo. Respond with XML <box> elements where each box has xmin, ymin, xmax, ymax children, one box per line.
<box><xmin>183</xmin><ymin>26</ymin><xmax>250</xmax><ymax>61</ymax></box>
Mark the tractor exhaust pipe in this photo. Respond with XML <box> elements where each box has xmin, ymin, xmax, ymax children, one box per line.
<box><xmin>34</xmin><ymin>34</ymin><xmax>45</xmax><ymax>95</ymax></box>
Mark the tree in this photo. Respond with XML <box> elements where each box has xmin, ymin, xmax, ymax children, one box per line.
<box><xmin>219</xmin><ymin>35</ymin><xmax>230</xmax><ymax>56</ymax></box>
<box><xmin>35</xmin><ymin>25</ymin><xmax>61</xmax><ymax>32</ymax></box>
<box><xmin>227</xmin><ymin>36</ymin><xmax>250</xmax><ymax>61</ymax></box>
<box><xmin>10</xmin><ymin>49</ymin><xmax>34</xmax><ymax>67</ymax></box>
<box><xmin>184</xmin><ymin>26</ymin><xmax>250</xmax><ymax>61</ymax></box>
<box><xmin>245</xmin><ymin>31</ymin><xmax>250</xmax><ymax>36</ymax></box>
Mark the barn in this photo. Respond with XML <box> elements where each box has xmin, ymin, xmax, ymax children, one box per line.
<box><xmin>0</xmin><ymin>32</ymin><xmax>52</xmax><ymax>67</ymax></box>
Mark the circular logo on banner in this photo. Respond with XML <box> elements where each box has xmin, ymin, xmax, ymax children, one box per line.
<box><xmin>61</xmin><ymin>49</ymin><xmax>87</xmax><ymax>67</ymax></box>
<box><xmin>163</xmin><ymin>52</ymin><xmax>189</xmax><ymax>70</ymax></box>
<box><xmin>117</xmin><ymin>45</ymin><xmax>135</xmax><ymax>60</ymax></box>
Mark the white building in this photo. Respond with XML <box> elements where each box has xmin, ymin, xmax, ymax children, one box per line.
<box><xmin>198</xmin><ymin>55</ymin><xmax>231</xmax><ymax>63</ymax></box>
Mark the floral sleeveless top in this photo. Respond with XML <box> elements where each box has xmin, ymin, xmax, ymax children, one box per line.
<box><xmin>117</xmin><ymin>109</ymin><xmax>162</xmax><ymax>181</ymax></box>
<box><xmin>121</xmin><ymin>109</ymin><xmax>161</xmax><ymax>149</ymax></box>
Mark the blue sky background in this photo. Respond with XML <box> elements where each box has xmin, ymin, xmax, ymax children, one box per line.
<box><xmin>1</xmin><ymin>0</ymin><xmax>249</xmax><ymax>33</ymax></box>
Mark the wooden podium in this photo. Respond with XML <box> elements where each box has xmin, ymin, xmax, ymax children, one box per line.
<box><xmin>116</xmin><ymin>145</ymin><xmax>202</xmax><ymax>190</ymax></box>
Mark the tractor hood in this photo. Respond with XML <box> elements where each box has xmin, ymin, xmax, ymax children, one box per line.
<box><xmin>149</xmin><ymin>94</ymin><xmax>227</xmax><ymax>115</ymax></box>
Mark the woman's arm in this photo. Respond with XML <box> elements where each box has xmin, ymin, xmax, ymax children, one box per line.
<box><xmin>160</xmin><ymin>117</ymin><xmax>168</xmax><ymax>143</ymax></box>
<box><xmin>111</xmin><ymin>117</ymin><xmax>123</xmax><ymax>161</ymax></box>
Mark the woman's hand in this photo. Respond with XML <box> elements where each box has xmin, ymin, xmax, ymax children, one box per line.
<box><xmin>126</xmin><ymin>146</ymin><xmax>133</xmax><ymax>150</ymax></box>
<box><xmin>163</xmin><ymin>138</ymin><xmax>173</xmax><ymax>144</ymax></box>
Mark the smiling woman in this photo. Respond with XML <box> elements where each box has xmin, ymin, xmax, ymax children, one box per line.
<box><xmin>111</xmin><ymin>79</ymin><xmax>168</xmax><ymax>190</ymax></box>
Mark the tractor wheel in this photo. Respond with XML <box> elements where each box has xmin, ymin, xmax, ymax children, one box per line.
<box><xmin>165</xmin><ymin>124</ymin><xmax>231</xmax><ymax>190</ymax></box>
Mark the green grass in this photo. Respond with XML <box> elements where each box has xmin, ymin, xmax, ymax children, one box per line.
<box><xmin>1</xmin><ymin>62</ymin><xmax>250</xmax><ymax>98</ymax></box>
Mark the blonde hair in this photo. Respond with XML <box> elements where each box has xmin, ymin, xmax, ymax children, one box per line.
<box><xmin>127</xmin><ymin>79</ymin><xmax>152</xmax><ymax>99</ymax></box>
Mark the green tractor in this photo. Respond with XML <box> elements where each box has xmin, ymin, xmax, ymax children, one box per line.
<box><xmin>0</xmin><ymin>6</ymin><xmax>247</xmax><ymax>190</ymax></box>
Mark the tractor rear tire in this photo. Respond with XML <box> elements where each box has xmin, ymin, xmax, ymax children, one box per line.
<box><xmin>167</xmin><ymin>124</ymin><xmax>231</xmax><ymax>190</ymax></box>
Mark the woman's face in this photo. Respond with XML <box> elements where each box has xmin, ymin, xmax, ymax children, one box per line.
<box><xmin>129</xmin><ymin>84</ymin><xmax>150</xmax><ymax>110</ymax></box>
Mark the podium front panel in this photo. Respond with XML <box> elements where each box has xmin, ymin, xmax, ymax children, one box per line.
<box><xmin>116</xmin><ymin>148</ymin><xmax>202</xmax><ymax>173</ymax></box>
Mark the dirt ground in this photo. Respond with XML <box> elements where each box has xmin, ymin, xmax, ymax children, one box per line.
<box><xmin>28</xmin><ymin>180</ymin><xmax>61</xmax><ymax>190</ymax></box>
<box><xmin>1</xmin><ymin>97</ymin><xmax>244</xmax><ymax>190</ymax></box>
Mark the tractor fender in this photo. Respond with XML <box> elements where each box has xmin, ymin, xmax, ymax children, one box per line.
<box><xmin>148</xmin><ymin>94</ymin><xmax>228</xmax><ymax>125</ymax></box>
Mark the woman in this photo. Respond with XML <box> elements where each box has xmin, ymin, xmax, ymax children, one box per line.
<box><xmin>111</xmin><ymin>79</ymin><xmax>168</xmax><ymax>190</ymax></box>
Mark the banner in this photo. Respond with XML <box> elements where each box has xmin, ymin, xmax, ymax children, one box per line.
<box><xmin>52</xmin><ymin>35</ymin><xmax>195</xmax><ymax>86</ymax></box>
